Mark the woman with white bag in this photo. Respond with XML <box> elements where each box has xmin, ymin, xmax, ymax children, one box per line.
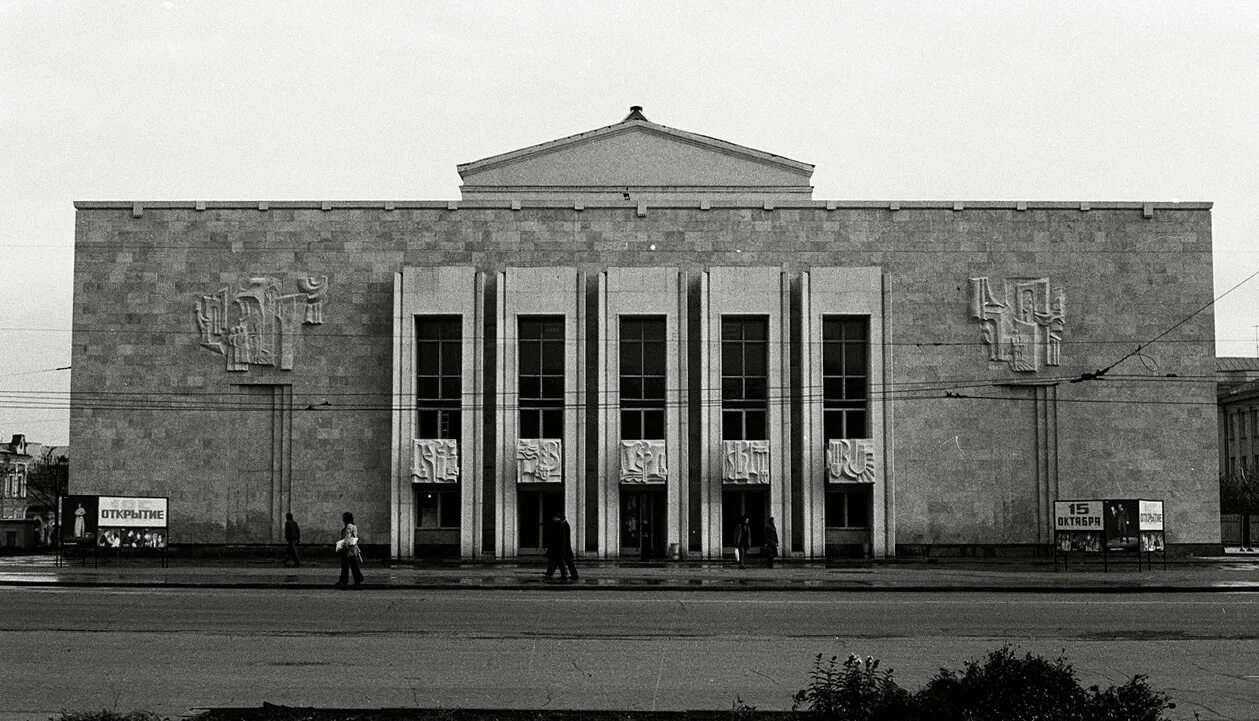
<box><xmin>334</xmin><ymin>511</ymin><xmax>365</xmax><ymax>588</ymax></box>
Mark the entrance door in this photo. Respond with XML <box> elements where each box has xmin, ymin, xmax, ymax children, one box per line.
<box><xmin>620</xmin><ymin>487</ymin><xmax>666</xmax><ymax>559</ymax></box>
<box><xmin>722</xmin><ymin>487</ymin><xmax>767</xmax><ymax>552</ymax></box>
<box><xmin>517</xmin><ymin>486</ymin><xmax>563</xmax><ymax>555</ymax></box>
<box><xmin>414</xmin><ymin>485</ymin><xmax>461</xmax><ymax>558</ymax></box>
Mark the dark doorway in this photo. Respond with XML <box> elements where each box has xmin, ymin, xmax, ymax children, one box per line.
<box><xmin>620</xmin><ymin>487</ymin><xmax>666</xmax><ymax>559</ymax></box>
<box><xmin>518</xmin><ymin>486</ymin><xmax>563</xmax><ymax>555</ymax></box>
<box><xmin>414</xmin><ymin>485</ymin><xmax>460</xmax><ymax>558</ymax></box>
<box><xmin>824</xmin><ymin>485</ymin><xmax>873</xmax><ymax>558</ymax></box>
<box><xmin>722</xmin><ymin>486</ymin><xmax>767</xmax><ymax>551</ymax></box>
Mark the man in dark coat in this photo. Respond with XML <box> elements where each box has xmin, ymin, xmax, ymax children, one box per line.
<box><xmin>283</xmin><ymin>512</ymin><xmax>301</xmax><ymax>566</ymax></box>
<box><xmin>544</xmin><ymin>512</ymin><xmax>579</xmax><ymax>581</ymax></box>
<box><xmin>764</xmin><ymin>517</ymin><xmax>780</xmax><ymax>568</ymax></box>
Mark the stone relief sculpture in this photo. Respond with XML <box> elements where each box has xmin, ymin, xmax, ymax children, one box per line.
<box><xmin>969</xmin><ymin>276</ymin><xmax>1065</xmax><ymax>372</ymax></box>
<box><xmin>722</xmin><ymin>440</ymin><xmax>770</xmax><ymax>483</ymax></box>
<box><xmin>517</xmin><ymin>439</ymin><xmax>562</xmax><ymax>483</ymax></box>
<box><xmin>412</xmin><ymin>439</ymin><xmax>460</xmax><ymax>483</ymax></box>
<box><xmin>296</xmin><ymin>275</ymin><xmax>328</xmax><ymax>324</ymax></box>
<box><xmin>195</xmin><ymin>275</ymin><xmax>328</xmax><ymax>372</ymax></box>
<box><xmin>619</xmin><ymin>440</ymin><xmax>667</xmax><ymax>483</ymax></box>
<box><xmin>826</xmin><ymin>439</ymin><xmax>876</xmax><ymax>483</ymax></box>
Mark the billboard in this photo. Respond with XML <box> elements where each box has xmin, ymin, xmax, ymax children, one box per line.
<box><xmin>1054</xmin><ymin>498</ymin><xmax>1165</xmax><ymax>555</ymax></box>
<box><xmin>97</xmin><ymin>496</ymin><xmax>168</xmax><ymax>528</ymax></box>
<box><xmin>60</xmin><ymin>495</ymin><xmax>99</xmax><ymax>546</ymax></box>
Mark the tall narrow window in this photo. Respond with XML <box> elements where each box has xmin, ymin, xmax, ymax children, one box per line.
<box><xmin>416</xmin><ymin>316</ymin><xmax>462</xmax><ymax>440</ymax></box>
<box><xmin>519</xmin><ymin>317</ymin><xmax>564</xmax><ymax>438</ymax></box>
<box><xmin>721</xmin><ymin>317</ymin><xmax>768</xmax><ymax>441</ymax></box>
<box><xmin>620</xmin><ymin>317</ymin><xmax>666</xmax><ymax>439</ymax></box>
<box><xmin>822</xmin><ymin>317</ymin><xmax>869</xmax><ymax>440</ymax></box>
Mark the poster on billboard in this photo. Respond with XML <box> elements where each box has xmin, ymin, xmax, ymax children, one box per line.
<box><xmin>1139</xmin><ymin>500</ymin><xmax>1164</xmax><ymax>531</ymax></box>
<box><xmin>59</xmin><ymin>495</ymin><xmax>99</xmax><ymax>546</ymax></box>
<box><xmin>97</xmin><ymin>527</ymin><xmax>167</xmax><ymax>549</ymax></box>
<box><xmin>1103</xmin><ymin>499</ymin><xmax>1140</xmax><ymax>551</ymax></box>
<box><xmin>97</xmin><ymin>496</ymin><xmax>168</xmax><ymax>528</ymax></box>
<box><xmin>1053</xmin><ymin>500</ymin><xmax>1104</xmax><ymax>553</ymax></box>
<box><xmin>1137</xmin><ymin>500</ymin><xmax>1165</xmax><ymax>554</ymax></box>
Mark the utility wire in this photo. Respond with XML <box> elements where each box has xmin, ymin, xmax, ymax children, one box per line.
<box><xmin>1071</xmin><ymin>265</ymin><xmax>1259</xmax><ymax>383</ymax></box>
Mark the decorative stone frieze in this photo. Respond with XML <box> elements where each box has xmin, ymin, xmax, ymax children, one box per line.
<box><xmin>411</xmin><ymin>439</ymin><xmax>460</xmax><ymax>483</ymax></box>
<box><xmin>969</xmin><ymin>276</ymin><xmax>1065</xmax><ymax>372</ymax></box>
<box><xmin>826</xmin><ymin>439</ymin><xmax>875</xmax><ymax>483</ymax></box>
<box><xmin>619</xmin><ymin>440</ymin><xmax>667</xmax><ymax>484</ymax></box>
<box><xmin>194</xmin><ymin>275</ymin><xmax>328</xmax><ymax>371</ymax></box>
<box><xmin>517</xmin><ymin>438</ymin><xmax>562</xmax><ymax>483</ymax></box>
<box><xmin>722</xmin><ymin>440</ymin><xmax>770</xmax><ymax>484</ymax></box>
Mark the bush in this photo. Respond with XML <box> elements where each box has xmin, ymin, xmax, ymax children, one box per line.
<box><xmin>1085</xmin><ymin>675</ymin><xmax>1176</xmax><ymax>721</ymax></box>
<box><xmin>792</xmin><ymin>645</ymin><xmax>1177</xmax><ymax>721</ymax></box>
<box><xmin>914</xmin><ymin>646</ymin><xmax>1090</xmax><ymax>720</ymax></box>
<box><xmin>792</xmin><ymin>653</ymin><xmax>912</xmax><ymax>721</ymax></box>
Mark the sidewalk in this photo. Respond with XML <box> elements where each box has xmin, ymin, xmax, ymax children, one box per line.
<box><xmin>3</xmin><ymin>553</ymin><xmax>1259</xmax><ymax>591</ymax></box>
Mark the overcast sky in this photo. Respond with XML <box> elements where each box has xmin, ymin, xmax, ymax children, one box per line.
<box><xmin>2</xmin><ymin>0</ymin><xmax>1258</xmax><ymax>446</ymax></box>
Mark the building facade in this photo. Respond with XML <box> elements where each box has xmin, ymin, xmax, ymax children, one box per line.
<box><xmin>70</xmin><ymin>109</ymin><xmax>1221</xmax><ymax>557</ymax></box>
<box><xmin>1217</xmin><ymin>356</ymin><xmax>1259</xmax><ymax>478</ymax></box>
<box><xmin>1</xmin><ymin>434</ymin><xmax>31</xmax><ymax>521</ymax></box>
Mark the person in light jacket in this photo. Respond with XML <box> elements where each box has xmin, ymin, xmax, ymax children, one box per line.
<box><xmin>335</xmin><ymin>511</ymin><xmax>364</xmax><ymax>588</ymax></box>
<box><xmin>734</xmin><ymin>515</ymin><xmax>752</xmax><ymax>569</ymax></box>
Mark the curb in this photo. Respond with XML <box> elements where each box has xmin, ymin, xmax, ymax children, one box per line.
<box><xmin>2</xmin><ymin>579</ymin><xmax>1256</xmax><ymax>592</ymax></box>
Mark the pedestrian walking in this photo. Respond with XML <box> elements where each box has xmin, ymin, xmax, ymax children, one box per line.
<box><xmin>544</xmin><ymin>512</ymin><xmax>579</xmax><ymax>581</ymax></box>
<box><xmin>764</xmin><ymin>516</ymin><xmax>779</xmax><ymax>568</ymax></box>
<box><xmin>334</xmin><ymin>511</ymin><xmax>364</xmax><ymax>588</ymax></box>
<box><xmin>559</xmin><ymin>514</ymin><xmax>579</xmax><ymax>580</ymax></box>
<box><xmin>734</xmin><ymin>515</ymin><xmax>751</xmax><ymax>569</ymax></box>
<box><xmin>283</xmin><ymin>512</ymin><xmax>301</xmax><ymax>567</ymax></box>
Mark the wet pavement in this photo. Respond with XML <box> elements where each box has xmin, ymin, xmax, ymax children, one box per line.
<box><xmin>2</xmin><ymin>552</ymin><xmax>1258</xmax><ymax>591</ymax></box>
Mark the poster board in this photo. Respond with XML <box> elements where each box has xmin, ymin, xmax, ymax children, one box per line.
<box><xmin>96</xmin><ymin>496</ymin><xmax>168</xmax><ymax>548</ymax></box>
<box><xmin>59</xmin><ymin>495</ymin><xmax>100</xmax><ymax>547</ymax></box>
<box><xmin>1053</xmin><ymin>498</ymin><xmax>1166</xmax><ymax>571</ymax></box>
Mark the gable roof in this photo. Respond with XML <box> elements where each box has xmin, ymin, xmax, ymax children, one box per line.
<box><xmin>457</xmin><ymin>107</ymin><xmax>814</xmax><ymax>199</ymax></box>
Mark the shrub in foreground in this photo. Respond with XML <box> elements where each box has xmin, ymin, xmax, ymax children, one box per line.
<box><xmin>792</xmin><ymin>653</ymin><xmax>911</xmax><ymax>721</ymax></box>
<box><xmin>793</xmin><ymin>646</ymin><xmax>1177</xmax><ymax>721</ymax></box>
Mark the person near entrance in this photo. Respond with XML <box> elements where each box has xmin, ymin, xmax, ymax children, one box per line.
<box><xmin>734</xmin><ymin>515</ymin><xmax>752</xmax><ymax>569</ymax></box>
<box><xmin>334</xmin><ymin>511</ymin><xmax>364</xmax><ymax>588</ymax></box>
<box><xmin>544</xmin><ymin>512</ymin><xmax>579</xmax><ymax>581</ymax></box>
<box><xmin>283</xmin><ymin>512</ymin><xmax>301</xmax><ymax>567</ymax></box>
<box><xmin>764</xmin><ymin>517</ymin><xmax>779</xmax><ymax>568</ymax></box>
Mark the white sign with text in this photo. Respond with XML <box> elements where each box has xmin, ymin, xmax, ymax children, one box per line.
<box><xmin>97</xmin><ymin>496</ymin><xmax>168</xmax><ymax>528</ymax></box>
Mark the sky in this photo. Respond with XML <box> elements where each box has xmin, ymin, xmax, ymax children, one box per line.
<box><xmin>2</xmin><ymin>0</ymin><xmax>1258</xmax><ymax>446</ymax></box>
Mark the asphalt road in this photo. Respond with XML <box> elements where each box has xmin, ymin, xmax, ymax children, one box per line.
<box><xmin>1</xmin><ymin>588</ymin><xmax>1256</xmax><ymax>720</ymax></box>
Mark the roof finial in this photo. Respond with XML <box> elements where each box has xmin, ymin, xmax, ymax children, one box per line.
<box><xmin>624</xmin><ymin>105</ymin><xmax>648</xmax><ymax>122</ymax></box>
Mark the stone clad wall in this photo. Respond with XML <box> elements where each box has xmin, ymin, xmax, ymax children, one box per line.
<box><xmin>70</xmin><ymin>204</ymin><xmax>1217</xmax><ymax>547</ymax></box>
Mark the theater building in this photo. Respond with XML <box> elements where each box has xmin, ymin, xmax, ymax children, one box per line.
<box><xmin>70</xmin><ymin>108</ymin><xmax>1221</xmax><ymax>558</ymax></box>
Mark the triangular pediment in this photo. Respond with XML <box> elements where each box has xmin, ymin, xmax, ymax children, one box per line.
<box><xmin>457</xmin><ymin>110</ymin><xmax>813</xmax><ymax>201</ymax></box>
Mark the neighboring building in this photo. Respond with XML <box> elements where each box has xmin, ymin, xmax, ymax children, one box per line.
<box><xmin>1217</xmin><ymin>357</ymin><xmax>1259</xmax><ymax>478</ymax></box>
<box><xmin>0</xmin><ymin>434</ymin><xmax>35</xmax><ymax>549</ymax></box>
<box><xmin>1218</xmin><ymin>357</ymin><xmax>1259</xmax><ymax>549</ymax></box>
<box><xmin>1</xmin><ymin>434</ymin><xmax>31</xmax><ymax>520</ymax></box>
<box><xmin>70</xmin><ymin>108</ymin><xmax>1220</xmax><ymax>558</ymax></box>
